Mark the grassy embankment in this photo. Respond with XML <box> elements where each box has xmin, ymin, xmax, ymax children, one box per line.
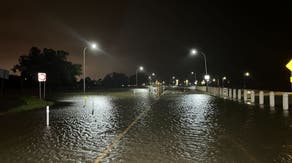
<box><xmin>0</xmin><ymin>96</ymin><xmax>54</xmax><ymax>115</ymax></box>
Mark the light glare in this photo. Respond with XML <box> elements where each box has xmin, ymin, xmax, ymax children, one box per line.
<box><xmin>190</xmin><ymin>49</ymin><xmax>198</xmax><ymax>55</ymax></box>
<box><xmin>91</xmin><ymin>43</ymin><xmax>97</xmax><ymax>49</ymax></box>
<box><xmin>139</xmin><ymin>66</ymin><xmax>144</xmax><ymax>71</ymax></box>
<box><xmin>204</xmin><ymin>74</ymin><xmax>210</xmax><ymax>81</ymax></box>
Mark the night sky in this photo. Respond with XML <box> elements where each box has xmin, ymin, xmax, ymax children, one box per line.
<box><xmin>0</xmin><ymin>1</ymin><xmax>291</xmax><ymax>90</ymax></box>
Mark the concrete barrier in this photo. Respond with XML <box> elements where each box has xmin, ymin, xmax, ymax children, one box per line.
<box><xmin>233</xmin><ymin>89</ymin><xmax>236</xmax><ymax>99</ymax></box>
<box><xmin>238</xmin><ymin>89</ymin><xmax>241</xmax><ymax>101</ymax></box>
<box><xmin>269</xmin><ymin>91</ymin><xmax>275</xmax><ymax>108</ymax></box>
<box><xmin>243</xmin><ymin>90</ymin><xmax>247</xmax><ymax>102</ymax></box>
<box><xmin>251</xmin><ymin>91</ymin><xmax>255</xmax><ymax>103</ymax></box>
<box><xmin>283</xmin><ymin>93</ymin><xmax>289</xmax><ymax>110</ymax></box>
<box><xmin>259</xmin><ymin>91</ymin><xmax>264</xmax><ymax>105</ymax></box>
<box><xmin>229</xmin><ymin>89</ymin><xmax>232</xmax><ymax>98</ymax></box>
<box><xmin>195</xmin><ymin>87</ymin><xmax>290</xmax><ymax>111</ymax></box>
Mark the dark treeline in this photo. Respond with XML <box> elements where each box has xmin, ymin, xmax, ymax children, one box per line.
<box><xmin>3</xmin><ymin>47</ymin><xmax>149</xmax><ymax>94</ymax></box>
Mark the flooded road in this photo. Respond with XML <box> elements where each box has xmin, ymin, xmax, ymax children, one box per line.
<box><xmin>1</xmin><ymin>89</ymin><xmax>292</xmax><ymax>162</ymax></box>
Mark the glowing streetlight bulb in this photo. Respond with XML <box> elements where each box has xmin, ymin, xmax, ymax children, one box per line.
<box><xmin>139</xmin><ymin>66</ymin><xmax>144</xmax><ymax>71</ymax></box>
<box><xmin>244</xmin><ymin>72</ymin><xmax>250</xmax><ymax>77</ymax></box>
<box><xmin>204</xmin><ymin>74</ymin><xmax>210</xmax><ymax>81</ymax></box>
<box><xmin>91</xmin><ymin>43</ymin><xmax>97</xmax><ymax>49</ymax></box>
<box><xmin>190</xmin><ymin>49</ymin><xmax>198</xmax><ymax>55</ymax></box>
<box><xmin>222</xmin><ymin>76</ymin><xmax>227</xmax><ymax>80</ymax></box>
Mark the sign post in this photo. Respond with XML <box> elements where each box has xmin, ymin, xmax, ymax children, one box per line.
<box><xmin>38</xmin><ymin>73</ymin><xmax>46</xmax><ymax>100</ymax></box>
<box><xmin>285</xmin><ymin>59</ymin><xmax>292</xmax><ymax>90</ymax></box>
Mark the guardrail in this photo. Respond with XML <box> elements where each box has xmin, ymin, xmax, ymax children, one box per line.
<box><xmin>196</xmin><ymin>86</ymin><xmax>291</xmax><ymax>110</ymax></box>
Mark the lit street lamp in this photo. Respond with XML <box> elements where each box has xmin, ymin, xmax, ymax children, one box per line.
<box><xmin>243</xmin><ymin>72</ymin><xmax>250</xmax><ymax>89</ymax></box>
<box><xmin>190</xmin><ymin>48</ymin><xmax>209</xmax><ymax>90</ymax></box>
<box><xmin>136</xmin><ymin>66</ymin><xmax>144</xmax><ymax>86</ymax></box>
<box><xmin>222</xmin><ymin>76</ymin><xmax>227</xmax><ymax>87</ymax></box>
<box><xmin>191</xmin><ymin>72</ymin><xmax>197</xmax><ymax>85</ymax></box>
<box><xmin>83</xmin><ymin>42</ymin><xmax>98</xmax><ymax>94</ymax></box>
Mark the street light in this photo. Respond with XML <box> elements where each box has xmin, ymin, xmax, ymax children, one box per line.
<box><xmin>136</xmin><ymin>66</ymin><xmax>144</xmax><ymax>87</ymax></box>
<box><xmin>190</xmin><ymin>48</ymin><xmax>209</xmax><ymax>91</ymax></box>
<box><xmin>83</xmin><ymin>42</ymin><xmax>98</xmax><ymax>94</ymax></box>
<box><xmin>243</xmin><ymin>72</ymin><xmax>250</xmax><ymax>89</ymax></box>
<box><xmin>222</xmin><ymin>76</ymin><xmax>227</xmax><ymax>87</ymax></box>
<box><xmin>244</xmin><ymin>72</ymin><xmax>250</xmax><ymax>77</ymax></box>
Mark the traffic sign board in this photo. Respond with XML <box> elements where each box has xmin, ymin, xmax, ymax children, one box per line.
<box><xmin>38</xmin><ymin>73</ymin><xmax>46</xmax><ymax>82</ymax></box>
<box><xmin>286</xmin><ymin>59</ymin><xmax>292</xmax><ymax>71</ymax></box>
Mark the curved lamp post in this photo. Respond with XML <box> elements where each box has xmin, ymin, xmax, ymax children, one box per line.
<box><xmin>83</xmin><ymin>43</ymin><xmax>98</xmax><ymax>94</ymax></box>
<box><xmin>243</xmin><ymin>72</ymin><xmax>250</xmax><ymax>89</ymax></box>
<box><xmin>136</xmin><ymin>66</ymin><xmax>144</xmax><ymax>86</ymax></box>
<box><xmin>190</xmin><ymin>48</ymin><xmax>209</xmax><ymax>91</ymax></box>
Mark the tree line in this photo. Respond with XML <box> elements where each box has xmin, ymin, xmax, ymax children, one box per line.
<box><xmin>11</xmin><ymin>47</ymin><xmax>148</xmax><ymax>90</ymax></box>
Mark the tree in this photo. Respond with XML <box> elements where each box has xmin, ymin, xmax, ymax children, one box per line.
<box><xmin>12</xmin><ymin>47</ymin><xmax>82</xmax><ymax>87</ymax></box>
<box><xmin>102</xmin><ymin>72</ymin><xmax>129</xmax><ymax>88</ymax></box>
<box><xmin>129</xmin><ymin>73</ymin><xmax>148</xmax><ymax>86</ymax></box>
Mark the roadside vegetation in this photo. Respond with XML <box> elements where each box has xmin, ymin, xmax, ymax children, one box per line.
<box><xmin>0</xmin><ymin>95</ymin><xmax>54</xmax><ymax>115</ymax></box>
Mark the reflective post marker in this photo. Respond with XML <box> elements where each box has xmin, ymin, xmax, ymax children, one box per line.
<box><xmin>259</xmin><ymin>91</ymin><xmax>264</xmax><ymax>105</ymax></box>
<box><xmin>283</xmin><ymin>93</ymin><xmax>289</xmax><ymax>110</ymax></box>
<box><xmin>269</xmin><ymin>91</ymin><xmax>275</xmax><ymax>108</ymax></box>
<box><xmin>46</xmin><ymin>106</ymin><xmax>49</xmax><ymax>126</ymax></box>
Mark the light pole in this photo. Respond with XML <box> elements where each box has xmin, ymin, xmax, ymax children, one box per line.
<box><xmin>151</xmin><ymin>72</ymin><xmax>157</xmax><ymax>83</ymax></box>
<box><xmin>243</xmin><ymin>72</ymin><xmax>250</xmax><ymax>89</ymax></box>
<box><xmin>190</xmin><ymin>48</ymin><xmax>209</xmax><ymax>91</ymax></box>
<box><xmin>191</xmin><ymin>72</ymin><xmax>196</xmax><ymax>85</ymax></box>
<box><xmin>222</xmin><ymin>76</ymin><xmax>227</xmax><ymax>87</ymax></box>
<box><xmin>83</xmin><ymin>43</ymin><xmax>97</xmax><ymax>94</ymax></box>
<box><xmin>172</xmin><ymin>76</ymin><xmax>175</xmax><ymax>85</ymax></box>
<box><xmin>136</xmin><ymin>66</ymin><xmax>144</xmax><ymax>87</ymax></box>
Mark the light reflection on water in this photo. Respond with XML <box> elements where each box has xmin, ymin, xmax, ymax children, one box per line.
<box><xmin>0</xmin><ymin>90</ymin><xmax>292</xmax><ymax>162</ymax></box>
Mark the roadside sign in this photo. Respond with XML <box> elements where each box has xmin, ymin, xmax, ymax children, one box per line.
<box><xmin>286</xmin><ymin>59</ymin><xmax>292</xmax><ymax>71</ymax></box>
<box><xmin>0</xmin><ymin>69</ymin><xmax>9</xmax><ymax>79</ymax></box>
<box><xmin>290</xmin><ymin>76</ymin><xmax>292</xmax><ymax>83</ymax></box>
<box><xmin>38</xmin><ymin>73</ymin><xmax>46</xmax><ymax>82</ymax></box>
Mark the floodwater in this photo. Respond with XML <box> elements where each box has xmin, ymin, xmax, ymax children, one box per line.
<box><xmin>1</xmin><ymin>89</ymin><xmax>292</xmax><ymax>163</ymax></box>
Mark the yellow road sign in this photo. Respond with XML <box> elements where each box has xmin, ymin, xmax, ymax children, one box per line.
<box><xmin>290</xmin><ymin>77</ymin><xmax>292</xmax><ymax>83</ymax></box>
<box><xmin>286</xmin><ymin>59</ymin><xmax>292</xmax><ymax>71</ymax></box>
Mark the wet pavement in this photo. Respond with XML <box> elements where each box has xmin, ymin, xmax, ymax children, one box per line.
<box><xmin>1</xmin><ymin>89</ymin><xmax>292</xmax><ymax>162</ymax></box>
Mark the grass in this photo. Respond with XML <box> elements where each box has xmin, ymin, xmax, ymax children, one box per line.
<box><xmin>0</xmin><ymin>96</ymin><xmax>54</xmax><ymax>115</ymax></box>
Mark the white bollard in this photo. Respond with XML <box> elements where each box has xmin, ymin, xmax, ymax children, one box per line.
<box><xmin>243</xmin><ymin>90</ymin><xmax>247</xmax><ymax>102</ymax></box>
<box><xmin>238</xmin><ymin>89</ymin><xmax>241</xmax><ymax>101</ymax></box>
<box><xmin>283</xmin><ymin>93</ymin><xmax>289</xmax><ymax>110</ymax></box>
<box><xmin>233</xmin><ymin>89</ymin><xmax>236</xmax><ymax>99</ymax></box>
<box><xmin>229</xmin><ymin>89</ymin><xmax>232</xmax><ymax>98</ymax></box>
<box><xmin>269</xmin><ymin>91</ymin><xmax>275</xmax><ymax>108</ymax></box>
<box><xmin>46</xmin><ymin>106</ymin><xmax>49</xmax><ymax>126</ymax></box>
<box><xmin>259</xmin><ymin>91</ymin><xmax>264</xmax><ymax>105</ymax></box>
<box><xmin>251</xmin><ymin>91</ymin><xmax>255</xmax><ymax>103</ymax></box>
